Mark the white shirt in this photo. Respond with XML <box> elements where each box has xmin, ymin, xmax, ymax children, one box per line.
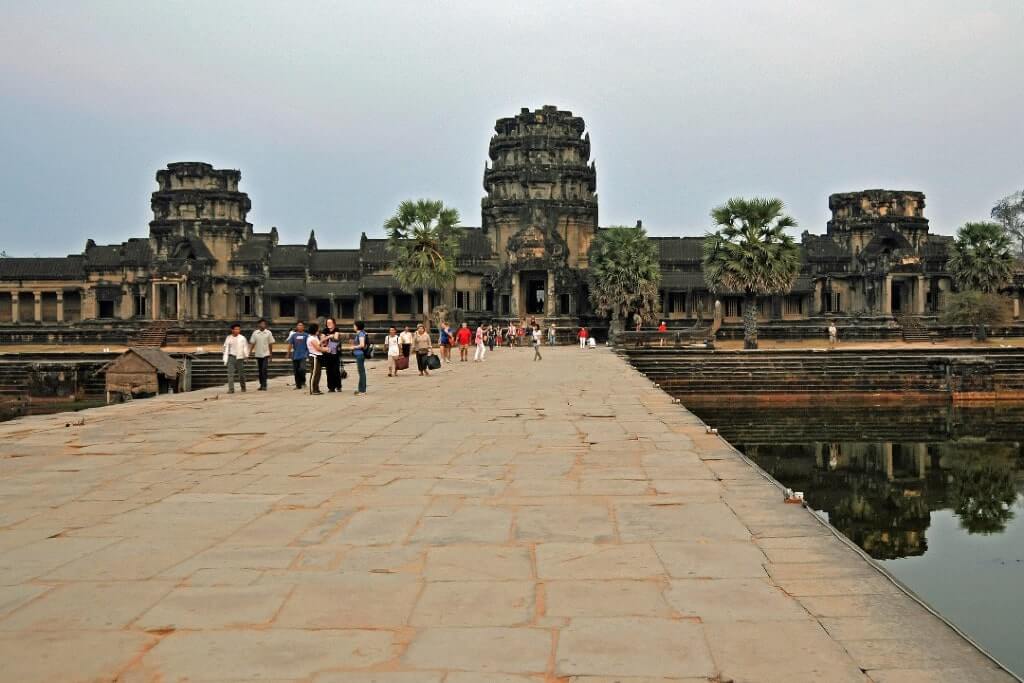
<box><xmin>249</xmin><ymin>329</ymin><xmax>275</xmax><ymax>358</ymax></box>
<box><xmin>399</xmin><ymin>330</ymin><xmax>414</xmax><ymax>344</ymax></box>
<box><xmin>306</xmin><ymin>335</ymin><xmax>323</xmax><ymax>357</ymax></box>
<box><xmin>385</xmin><ymin>334</ymin><xmax>401</xmax><ymax>358</ymax></box>
<box><xmin>222</xmin><ymin>334</ymin><xmax>249</xmax><ymax>364</ymax></box>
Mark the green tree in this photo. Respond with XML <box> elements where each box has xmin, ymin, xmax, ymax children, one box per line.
<box><xmin>384</xmin><ymin>199</ymin><xmax>461</xmax><ymax>328</ymax></box>
<box><xmin>703</xmin><ymin>198</ymin><xmax>800</xmax><ymax>349</ymax></box>
<box><xmin>587</xmin><ymin>225</ymin><xmax>662</xmax><ymax>337</ymax></box>
<box><xmin>947</xmin><ymin>445</ymin><xmax>1017</xmax><ymax>534</ymax></box>
<box><xmin>991</xmin><ymin>190</ymin><xmax>1024</xmax><ymax>256</ymax></box>
<box><xmin>947</xmin><ymin>221</ymin><xmax>1015</xmax><ymax>293</ymax></box>
<box><xmin>945</xmin><ymin>221</ymin><xmax>1015</xmax><ymax>340</ymax></box>
<box><xmin>940</xmin><ymin>291</ymin><xmax>1009</xmax><ymax>341</ymax></box>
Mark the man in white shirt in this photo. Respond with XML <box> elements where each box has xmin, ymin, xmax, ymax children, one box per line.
<box><xmin>222</xmin><ymin>323</ymin><xmax>250</xmax><ymax>394</ymax></box>
<box><xmin>249</xmin><ymin>319</ymin><xmax>276</xmax><ymax>391</ymax></box>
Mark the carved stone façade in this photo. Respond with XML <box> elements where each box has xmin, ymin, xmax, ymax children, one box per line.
<box><xmin>2</xmin><ymin>105</ymin><xmax>1021</xmax><ymax>328</ymax></box>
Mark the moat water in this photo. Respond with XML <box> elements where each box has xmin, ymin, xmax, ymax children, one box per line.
<box><xmin>685</xmin><ymin>401</ymin><xmax>1024</xmax><ymax>677</ymax></box>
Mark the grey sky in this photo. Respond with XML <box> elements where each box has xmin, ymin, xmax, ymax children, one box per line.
<box><xmin>1</xmin><ymin>1</ymin><xmax>1022</xmax><ymax>256</ymax></box>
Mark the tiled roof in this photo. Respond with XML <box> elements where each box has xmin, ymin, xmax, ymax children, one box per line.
<box><xmin>0</xmin><ymin>256</ymin><xmax>86</xmax><ymax>280</ymax></box>
<box><xmin>310</xmin><ymin>250</ymin><xmax>360</xmax><ymax>272</ymax></box>
<box><xmin>233</xmin><ymin>235</ymin><xmax>273</xmax><ymax>262</ymax></box>
<box><xmin>458</xmin><ymin>228</ymin><xmax>492</xmax><ymax>258</ymax></box>
<box><xmin>84</xmin><ymin>239</ymin><xmax>154</xmax><ymax>268</ymax></box>
<box><xmin>361</xmin><ymin>238</ymin><xmax>391</xmax><ymax>263</ymax></box>
<box><xmin>269</xmin><ymin>245</ymin><xmax>309</xmax><ymax>269</ymax></box>
<box><xmin>660</xmin><ymin>270</ymin><xmax>706</xmax><ymax>289</ymax></box>
<box><xmin>802</xmin><ymin>235</ymin><xmax>848</xmax><ymax>260</ymax></box>
<box><xmin>650</xmin><ymin>237</ymin><xmax>704</xmax><ymax>262</ymax></box>
<box><xmin>262</xmin><ymin>278</ymin><xmax>306</xmax><ymax>295</ymax></box>
<box><xmin>359</xmin><ymin>274</ymin><xmax>401</xmax><ymax>290</ymax></box>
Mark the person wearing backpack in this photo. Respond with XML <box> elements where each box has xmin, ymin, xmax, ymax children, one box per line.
<box><xmin>352</xmin><ymin>321</ymin><xmax>368</xmax><ymax>395</ymax></box>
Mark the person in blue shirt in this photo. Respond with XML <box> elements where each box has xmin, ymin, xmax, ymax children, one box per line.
<box><xmin>286</xmin><ymin>321</ymin><xmax>310</xmax><ymax>390</ymax></box>
<box><xmin>352</xmin><ymin>320</ymin><xmax>368</xmax><ymax>395</ymax></box>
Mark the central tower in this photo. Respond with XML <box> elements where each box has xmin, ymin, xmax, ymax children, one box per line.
<box><xmin>482</xmin><ymin>105</ymin><xmax>597</xmax><ymax>318</ymax></box>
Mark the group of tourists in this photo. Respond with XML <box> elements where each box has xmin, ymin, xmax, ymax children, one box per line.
<box><xmin>220</xmin><ymin>318</ymin><xmax>368</xmax><ymax>396</ymax></box>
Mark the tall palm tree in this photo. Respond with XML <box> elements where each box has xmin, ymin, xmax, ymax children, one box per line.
<box><xmin>703</xmin><ymin>197</ymin><xmax>800</xmax><ymax>349</ymax></box>
<box><xmin>588</xmin><ymin>224</ymin><xmax>661</xmax><ymax>337</ymax></box>
<box><xmin>947</xmin><ymin>221</ymin><xmax>1014</xmax><ymax>294</ymax></box>
<box><xmin>384</xmin><ymin>199</ymin><xmax>461</xmax><ymax>328</ymax></box>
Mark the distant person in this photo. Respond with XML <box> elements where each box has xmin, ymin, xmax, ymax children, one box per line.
<box><xmin>385</xmin><ymin>326</ymin><xmax>401</xmax><ymax>377</ymax></box>
<box><xmin>399</xmin><ymin>325</ymin><xmax>414</xmax><ymax>361</ymax></box>
<box><xmin>413</xmin><ymin>323</ymin><xmax>433</xmax><ymax>375</ymax></box>
<box><xmin>548</xmin><ymin>323</ymin><xmax>557</xmax><ymax>346</ymax></box>
<box><xmin>578</xmin><ymin>326</ymin><xmax>588</xmax><ymax>349</ymax></box>
<box><xmin>321</xmin><ymin>317</ymin><xmax>343</xmax><ymax>392</ymax></box>
<box><xmin>222</xmin><ymin>322</ymin><xmax>249</xmax><ymax>394</ymax></box>
<box><xmin>532</xmin><ymin>325</ymin><xmax>543</xmax><ymax>361</ymax></box>
<box><xmin>438</xmin><ymin>321</ymin><xmax>452</xmax><ymax>364</ymax></box>
<box><xmin>456</xmin><ymin>322</ymin><xmax>472</xmax><ymax>361</ymax></box>
<box><xmin>828</xmin><ymin>321</ymin><xmax>838</xmax><ymax>348</ymax></box>
<box><xmin>352</xmin><ymin>321</ymin><xmax>368</xmax><ymax>395</ymax></box>
<box><xmin>588</xmin><ymin>336</ymin><xmax>597</xmax><ymax>348</ymax></box>
<box><xmin>249</xmin><ymin>318</ymin><xmax>275</xmax><ymax>391</ymax></box>
<box><xmin>634</xmin><ymin>312</ymin><xmax>642</xmax><ymax>332</ymax></box>
<box><xmin>486</xmin><ymin>323</ymin><xmax>496</xmax><ymax>352</ymax></box>
<box><xmin>657</xmin><ymin>320</ymin><xmax>668</xmax><ymax>347</ymax></box>
<box><xmin>474</xmin><ymin>324</ymin><xmax>487</xmax><ymax>362</ymax></box>
<box><xmin>305</xmin><ymin>322</ymin><xmax>324</xmax><ymax>395</ymax></box>
<box><xmin>286</xmin><ymin>321</ymin><xmax>309</xmax><ymax>390</ymax></box>
<box><xmin>506</xmin><ymin>321</ymin><xmax>517</xmax><ymax>348</ymax></box>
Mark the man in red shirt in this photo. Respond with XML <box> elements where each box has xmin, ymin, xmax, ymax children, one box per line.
<box><xmin>578</xmin><ymin>326</ymin><xmax>588</xmax><ymax>349</ymax></box>
<box><xmin>657</xmin><ymin>320</ymin><xmax>668</xmax><ymax>346</ymax></box>
<box><xmin>456</xmin><ymin>322</ymin><xmax>473</xmax><ymax>362</ymax></box>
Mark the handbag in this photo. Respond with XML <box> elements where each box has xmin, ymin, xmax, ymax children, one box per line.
<box><xmin>395</xmin><ymin>355</ymin><xmax>410</xmax><ymax>371</ymax></box>
<box><xmin>426</xmin><ymin>354</ymin><xmax>441</xmax><ymax>370</ymax></box>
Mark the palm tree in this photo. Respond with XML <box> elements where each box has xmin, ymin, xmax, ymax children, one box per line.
<box><xmin>703</xmin><ymin>197</ymin><xmax>800</xmax><ymax>349</ymax></box>
<box><xmin>947</xmin><ymin>221</ymin><xmax>1014</xmax><ymax>293</ymax></box>
<box><xmin>945</xmin><ymin>221</ymin><xmax>1015</xmax><ymax>340</ymax></box>
<box><xmin>384</xmin><ymin>199</ymin><xmax>461</xmax><ymax>328</ymax></box>
<box><xmin>587</xmin><ymin>224</ymin><xmax>661</xmax><ymax>337</ymax></box>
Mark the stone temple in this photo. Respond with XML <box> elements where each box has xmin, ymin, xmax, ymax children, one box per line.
<box><xmin>1</xmin><ymin>105</ymin><xmax>1020</xmax><ymax>336</ymax></box>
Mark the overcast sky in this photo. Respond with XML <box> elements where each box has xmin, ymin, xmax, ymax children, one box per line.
<box><xmin>1</xmin><ymin>1</ymin><xmax>1022</xmax><ymax>256</ymax></box>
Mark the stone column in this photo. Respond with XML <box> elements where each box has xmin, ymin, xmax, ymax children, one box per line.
<box><xmin>151</xmin><ymin>282</ymin><xmax>159</xmax><ymax>320</ymax></box>
<box><xmin>882</xmin><ymin>276</ymin><xmax>893</xmax><ymax>315</ymax></box>
<box><xmin>511</xmin><ymin>273</ymin><xmax>520</xmax><ymax>318</ymax></box>
<box><xmin>11</xmin><ymin>291</ymin><xmax>20</xmax><ymax>323</ymax></box>
<box><xmin>661</xmin><ymin>289</ymin><xmax>670</xmax><ymax>318</ymax></box>
<box><xmin>56</xmin><ymin>291</ymin><xmax>64</xmax><ymax>322</ymax></box>
<box><xmin>33</xmin><ymin>291</ymin><xmax>42</xmax><ymax>322</ymax></box>
<box><xmin>388</xmin><ymin>291</ymin><xmax>396</xmax><ymax>320</ymax></box>
<box><xmin>546</xmin><ymin>271</ymin><xmax>556</xmax><ymax>317</ymax></box>
<box><xmin>177</xmin><ymin>282</ymin><xmax>185</xmax><ymax>321</ymax></box>
<box><xmin>83</xmin><ymin>287</ymin><xmax>97</xmax><ymax>321</ymax></box>
<box><xmin>1014</xmin><ymin>296</ymin><xmax>1020</xmax><ymax>320</ymax></box>
<box><xmin>813</xmin><ymin>280</ymin><xmax>824</xmax><ymax>315</ymax></box>
<box><xmin>916</xmin><ymin>275</ymin><xmax>926</xmax><ymax>315</ymax></box>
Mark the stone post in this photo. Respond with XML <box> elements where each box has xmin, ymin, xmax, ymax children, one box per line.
<box><xmin>151</xmin><ymin>282</ymin><xmax>159</xmax><ymax>320</ymax></box>
<box><xmin>11</xmin><ymin>291</ymin><xmax>20</xmax><ymax>323</ymax></box>
<box><xmin>882</xmin><ymin>276</ymin><xmax>893</xmax><ymax>315</ymax></box>
<box><xmin>56</xmin><ymin>291</ymin><xmax>64</xmax><ymax>322</ymax></box>
<box><xmin>33</xmin><ymin>291</ymin><xmax>42</xmax><ymax>322</ymax></box>
<box><xmin>546</xmin><ymin>271</ymin><xmax>556</xmax><ymax>317</ymax></box>
<box><xmin>83</xmin><ymin>287</ymin><xmax>97</xmax><ymax>320</ymax></box>
<box><xmin>388</xmin><ymin>291</ymin><xmax>396</xmax><ymax>320</ymax></box>
<box><xmin>177</xmin><ymin>282</ymin><xmax>185</xmax><ymax>321</ymax></box>
<box><xmin>511</xmin><ymin>274</ymin><xmax>520</xmax><ymax>319</ymax></box>
<box><xmin>916</xmin><ymin>275</ymin><xmax>926</xmax><ymax>315</ymax></box>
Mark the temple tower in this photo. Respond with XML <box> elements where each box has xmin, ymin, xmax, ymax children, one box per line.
<box><xmin>482</xmin><ymin>105</ymin><xmax>597</xmax><ymax>317</ymax></box>
<box><xmin>148</xmin><ymin>162</ymin><xmax>253</xmax><ymax>273</ymax></box>
<box><xmin>827</xmin><ymin>190</ymin><xmax>928</xmax><ymax>255</ymax></box>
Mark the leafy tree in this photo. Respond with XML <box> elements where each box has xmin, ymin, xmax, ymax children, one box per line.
<box><xmin>587</xmin><ymin>225</ymin><xmax>661</xmax><ymax>336</ymax></box>
<box><xmin>991</xmin><ymin>190</ymin><xmax>1024</xmax><ymax>256</ymax></box>
<box><xmin>945</xmin><ymin>221</ymin><xmax>1015</xmax><ymax>340</ymax></box>
<box><xmin>947</xmin><ymin>221</ymin><xmax>1015</xmax><ymax>293</ymax></box>
<box><xmin>941</xmin><ymin>291</ymin><xmax>1009</xmax><ymax>341</ymax></box>
<box><xmin>384</xmin><ymin>199</ymin><xmax>461</xmax><ymax>328</ymax></box>
<box><xmin>703</xmin><ymin>197</ymin><xmax>800</xmax><ymax>349</ymax></box>
<box><xmin>947</xmin><ymin>446</ymin><xmax>1017</xmax><ymax>534</ymax></box>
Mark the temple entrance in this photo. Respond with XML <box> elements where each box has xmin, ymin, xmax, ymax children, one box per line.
<box><xmin>157</xmin><ymin>284</ymin><xmax>178</xmax><ymax>320</ymax></box>
<box><xmin>521</xmin><ymin>272</ymin><xmax>547</xmax><ymax>315</ymax></box>
<box><xmin>891</xmin><ymin>281</ymin><xmax>905</xmax><ymax>313</ymax></box>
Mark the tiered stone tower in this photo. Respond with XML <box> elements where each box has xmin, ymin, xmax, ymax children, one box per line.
<box><xmin>826</xmin><ymin>190</ymin><xmax>928</xmax><ymax>255</ymax></box>
<box><xmin>149</xmin><ymin>162</ymin><xmax>253</xmax><ymax>274</ymax></box>
<box><xmin>482</xmin><ymin>105</ymin><xmax>598</xmax><ymax>317</ymax></box>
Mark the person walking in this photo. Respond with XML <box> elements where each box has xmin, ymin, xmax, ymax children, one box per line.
<box><xmin>438</xmin><ymin>321</ymin><xmax>452</xmax><ymax>364</ymax></box>
<box><xmin>399</xmin><ymin>325</ymin><xmax>413</xmax><ymax>362</ymax></box>
<box><xmin>473</xmin><ymin>323</ymin><xmax>487</xmax><ymax>362</ymax></box>
<box><xmin>532</xmin><ymin>325</ymin><xmax>543</xmax><ymax>361</ymax></box>
<box><xmin>548</xmin><ymin>322</ymin><xmax>557</xmax><ymax>346</ymax></box>
<box><xmin>456</xmin><ymin>322</ymin><xmax>472</xmax><ymax>361</ymax></box>
<box><xmin>286</xmin><ymin>322</ymin><xmax>310</xmax><ymax>390</ymax></box>
<box><xmin>249</xmin><ymin>318</ymin><xmax>275</xmax><ymax>391</ymax></box>
<box><xmin>352</xmin><ymin>321</ymin><xmax>368</xmax><ymax>395</ymax></box>
<box><xmin>578</xmin><ymin>326</ymin><xmax>588</xmax><ymax>349</ymax></box>
<box><xmin>657</xmin><ymin>320</ymin><xmax>668</xmax><ymax>347</ymax></box>
<box><xmin>385</xmin><ymin>326</ymin><xmax>401</xmax><ymax>377</ymax></box>
<box><xmin>486</xmin><ymin>324</ymin><xmax>496</xmax><ymax>352</ymax></box>
<box><xmin>321</xmin><ymin>317</ymin><xmax>343</xmax><ymax>392</ymax></box>
<box><xmin>506</xmin><ymin>321</ymin><xmax>517</xmax><ymax>348</ymax></box>
<box><xmin>306</xmin><ymin>322</ymin><xmax>324</xmax><ymax>395</ymax></box>
<box><xmin>222</xmin><ymin>323</ymin><xmax>249</xmax><ymax>393</ymax></box>
<box><xmin>413</xmin><ymin>323</ymin><xmax>433</xmax><ymax>376</ymax></box>
<box><xmin>828</xmin><ymin>320</ymin><xmax>839</xmax><ymax>348</ymax></box>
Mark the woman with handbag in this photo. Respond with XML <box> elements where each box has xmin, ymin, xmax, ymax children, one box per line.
<box><xmin>413</xmin><ymin>323</ymin><xmax>433</xmax><ymax>376</ymax></box>
<box><xmin>321</xmin><ymin>318</ymin><xmax>343</xmax><ymax>392</ymax></box>
<box><xmin>385</xmin><ymin>326</ymin><xmax>402</xmax><ymax>377</ymax></box>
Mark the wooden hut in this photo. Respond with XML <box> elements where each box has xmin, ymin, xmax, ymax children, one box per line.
<box><xmin>104</xmin><ymin>348</ymin><xmax>181</xmax><ymax>402</ymax></box>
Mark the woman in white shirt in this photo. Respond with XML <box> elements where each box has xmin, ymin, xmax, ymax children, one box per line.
<box><xmin>306</xmin><ymin>322</ymin><xmax>324</xmax><ymax>395</ymax></box>
<box><xmin>385</xmin><ymin>326</ymin><xmax>402</xmax><ymax>377</ymax></box>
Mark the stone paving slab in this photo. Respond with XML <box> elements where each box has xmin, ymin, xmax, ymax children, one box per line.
<box><xmin>0</xmin><ymin>347</ymin><xmax>1014</xmax><ymax>682</ymax></box>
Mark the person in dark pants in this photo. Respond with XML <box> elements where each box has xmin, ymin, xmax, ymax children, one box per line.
<box><xmin>321</xmin><ymin>317</ymin><xmax>343</xmax><ymax>392</ymax></box>
<box><xmin>222</xmin><ymin>323</ymin><xmax>249</xmax><ymax>393</ymax></box>
<box><xmin>287</xmin><ymin>321</ymin><xmax>310</xmax><ymax>390</ymax></box>
<box><xmin>249</xmin><ymin>318</ymin><xmax>275</xmax><ymax>391</ymax></box>
<box><xmin>352</xmin><ymin>320</ymin><xmax>368</xmax><ymax>395</ymax></box>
